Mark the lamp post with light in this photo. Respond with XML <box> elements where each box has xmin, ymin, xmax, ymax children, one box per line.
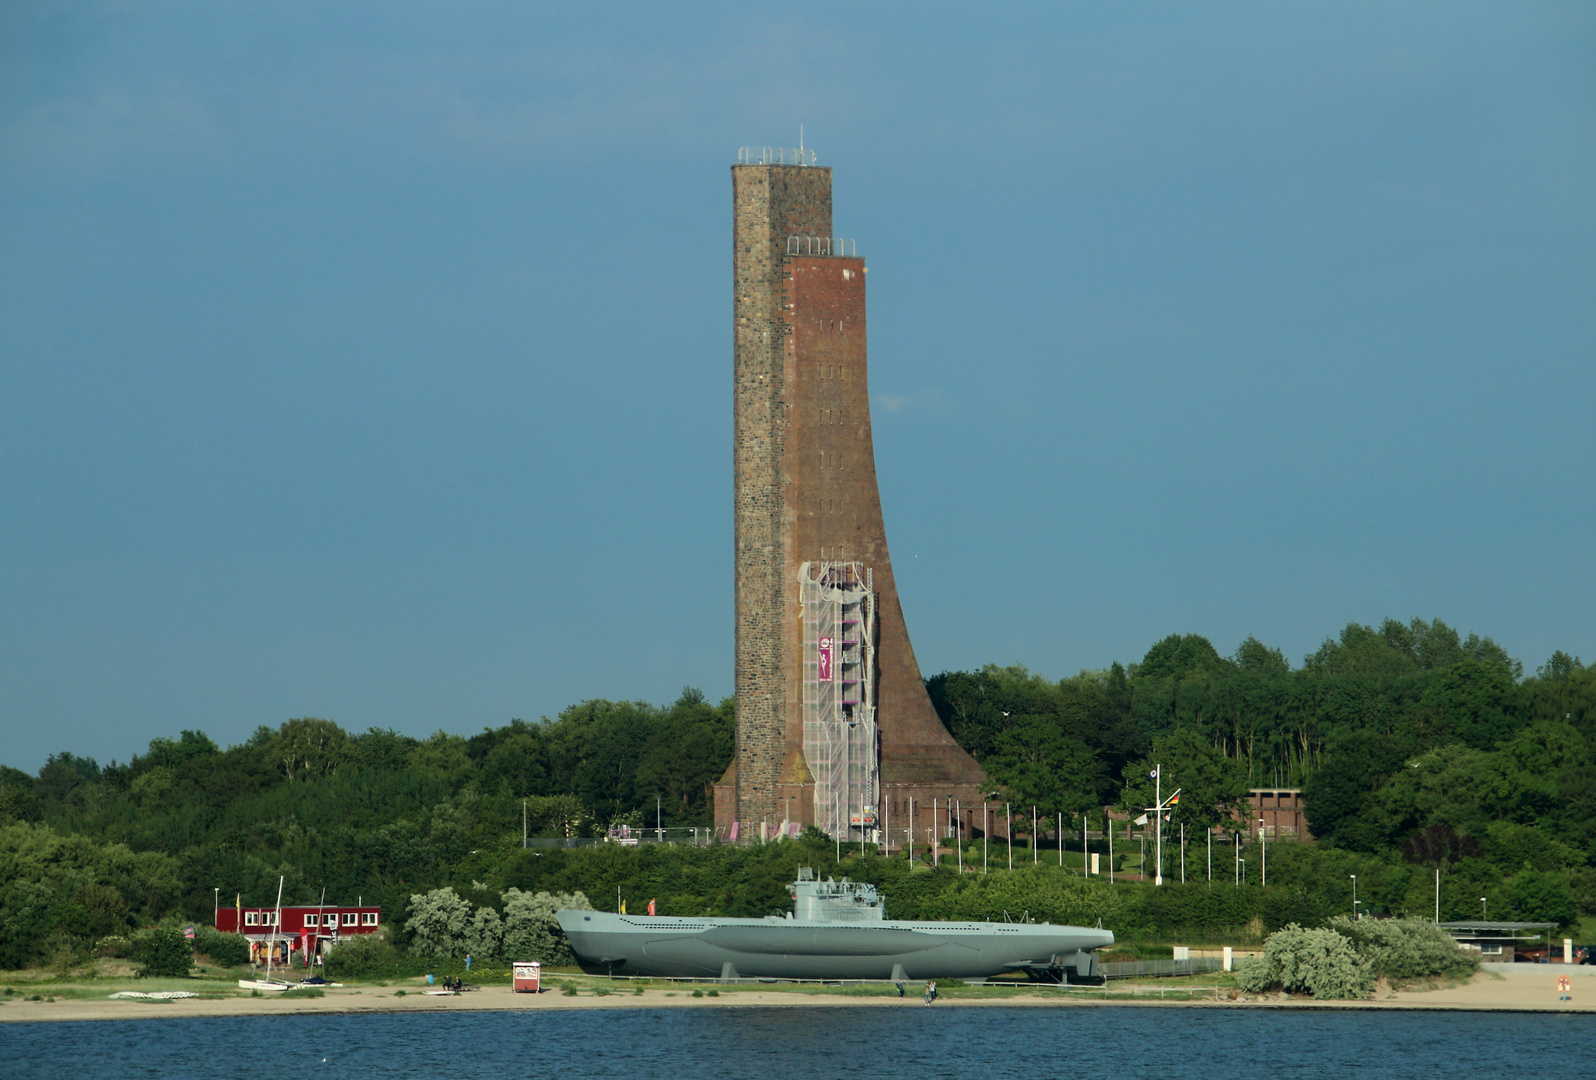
<box><xmin>1350</xmin><ymin>874</ymin><xmax>1358</xmax><ymax>919</ymax></box>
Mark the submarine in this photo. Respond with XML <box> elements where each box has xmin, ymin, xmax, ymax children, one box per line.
<box><xmin>556</xmin><ymin>867</ymin><xmax>1113</xmax><ymax>982</ymax></box>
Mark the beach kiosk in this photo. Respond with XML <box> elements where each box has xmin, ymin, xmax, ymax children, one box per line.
<box><xmin>513</xmin><ymin>961</ymin><xmax>542</xmax><ymax>993</ymax></box>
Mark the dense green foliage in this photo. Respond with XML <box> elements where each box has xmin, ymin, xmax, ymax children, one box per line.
<box><xmin>194</xmin><ymin>925</ymin><xmax>250</xmax><ymax>967</ymax></box>
<box><xmin>135</xmin><ymin>926</ymin><xmax>194</xmax><ymax>978</ymax></box>
<box><xmin>1237</xmin><ymin>917</ymin><xmax>1478</xmax><ymax>999</ymax></box>
<box><xmin>1236</xmin><ymin>923</ymin><xmax>1375</xmax><ymax>998</ymax></box>
<box><xmin>0</xmin><ymin>616</ymin><xmax>1589</xmax><ymax>970</ymax></box>
<box><xmin>927</xmin><ymin>621</ymin><xmax>1594</xmax><ymax>933</ymax></box>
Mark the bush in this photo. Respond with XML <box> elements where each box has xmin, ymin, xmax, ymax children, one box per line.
<box><xmin>323</xmin><ymin>933</ymin><xmax>404</xmax><ymax>979</ymax></box>
<box><xmin>135</xmin><ymin>927</ymin><xmax>194</xmax><ymax>978</ymax></box>
<box><xmin>194</xmin><ymin>927</ymin><xmax>250</xmax><ymax>968</ymax></box>
<box><xmin>405</xmin><ymin>888</ymin><xmax>473</xmax><ymax>958</ymax></box>
<box><xmin>1325</xmin><ymin>917</ymin><xmax>1477</xmax><ymax>983</ymax></box>
<box><xmin>1236</xmin><ymin>923</ymin><xmax>1372</xmax><ymax>999</ymax></box>
<box><xmin>501</xmin><ymin>889</ymin><xmax>592</xmax><ymax>966</ymax></box>
<box><xmin>94</xmin><ymin>935</ymin><xmax>135</xmax><ymax>959</ymax></box>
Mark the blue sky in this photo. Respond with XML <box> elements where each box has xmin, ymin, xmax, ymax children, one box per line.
<box><xmin>2</xmin><ymin>3</ymin><xmax>1592</xmax><ymax>772</ymax></box>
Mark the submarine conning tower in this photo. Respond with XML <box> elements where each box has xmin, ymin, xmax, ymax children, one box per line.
<box><xmin>791</xmin><ymin>867</ymin><xmax>884</xmax><ymax>922</ymax></box>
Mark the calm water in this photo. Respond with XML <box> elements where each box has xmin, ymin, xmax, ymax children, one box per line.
<box><xmin>3</xmin><ymin>1006</ymin><xmax>1591</xmax><ymax>1079</ymax></box>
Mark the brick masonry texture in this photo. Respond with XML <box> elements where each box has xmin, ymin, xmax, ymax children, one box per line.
<box><xmin>722</xmin><ymin>162</ymin><xmax>985</xmax><ymax>837</ymax></box>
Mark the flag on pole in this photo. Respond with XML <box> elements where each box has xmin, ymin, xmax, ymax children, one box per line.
<box><xmin>1134</xmin><ymin>813</ymin><xmax>1149</xmax><ymax>826</ymax></box>
<box><xmin>1148</xmin><ymin>768</ymin><xmax>1159</xmax><ymax>780</ymax></box>
<box><xmin>1167</xmin><ymin>793</ymin><xmax>1181</xmax><ymax>805</ymax></box>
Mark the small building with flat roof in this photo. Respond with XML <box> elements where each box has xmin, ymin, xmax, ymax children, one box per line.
<box><xmin>1438</xmin><ymin>921</ymin><xmax>1557</xmax><ymax>962</ymax></box>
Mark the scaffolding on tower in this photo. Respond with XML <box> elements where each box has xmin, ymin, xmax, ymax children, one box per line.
<box><xmin>799</xmin><ymin>560</ymin><xmax>878</xmax><ymax>842</ymax></box>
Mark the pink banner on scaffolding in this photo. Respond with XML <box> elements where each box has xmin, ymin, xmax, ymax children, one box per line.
<box><xmin>818</xmin><ymin>636</ymin><xmax>833</xmax><ymax>681</ymax></box>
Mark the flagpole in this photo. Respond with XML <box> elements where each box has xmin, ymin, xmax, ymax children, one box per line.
<box><xmin>1154</xmin><ymin>764</ymin><xmax>1163</xmax><ymax>887</ymax></box>
<box><xmin>1108</xmin><ymin>812</ymin><xmax>1114</xmax><ymax>883</ymax></box>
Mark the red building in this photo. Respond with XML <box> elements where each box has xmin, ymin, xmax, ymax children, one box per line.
<box><xmin>1250</xmin><ymin>789</ymin><xmax>1312</xmax><ymax>841</ymax></box>
<box><xmin>215</xmin><ymin>904</ymin><xmax>382</xmax><ymax>967</ymax></box>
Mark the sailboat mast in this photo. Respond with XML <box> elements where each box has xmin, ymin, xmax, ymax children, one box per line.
<box><xmin>268</xmin><ymin>875</ymin><xmax>284</xmax><ymax>978</ymax></box>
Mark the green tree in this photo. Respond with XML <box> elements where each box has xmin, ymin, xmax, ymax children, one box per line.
<box><xmin>136</xmin><ymin>927</ymin><xmax>194</xmax><ymax>978</ymax></box>
<box><xmin>501</xmin><ymin>888</ymin><xmax>592</xmax><ymax>965</ymax></box>
<box><xmin>1120</xmin><ymin>728</ymin><xmax>1249</xmax><ymax>835</ymax></box>
<box><xmin>1304</xmin><ymin>729</ymin><xmax>1412</xmax><ymax>849</ymax></box>
<box><xmin>1136</xmin><ymin>634</ymin><xmax>1230</xmax><ymax>682</ymax></box>
<box><xmin>405</xmin><ymin>887</ymin><xmax>473</xmax><ymax>958</ymax></box>
<box><xmin>1234</xmin><ymin>636</ymin><xmax>1290</xmax><ymax>676</ymax></box>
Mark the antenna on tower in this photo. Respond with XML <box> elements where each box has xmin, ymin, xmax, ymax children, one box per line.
<box><xmin>800</xmin><ymin>124</ymin><xmax>804</xmax><ymax>159</ymax></box>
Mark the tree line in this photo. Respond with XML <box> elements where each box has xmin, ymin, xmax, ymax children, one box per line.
<box><xmin>0</xmin><ymin>615</ymin><xmax>1590</xmax><ymax>971</ymax></box>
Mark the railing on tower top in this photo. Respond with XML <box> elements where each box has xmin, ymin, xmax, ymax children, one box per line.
<box><xmin>738</xmin><ymin>146</ymin><xmax>817</xmax><ymax>166</ymax></box>
<box><xmin>786</xmin><ymin>236</ymin><xmax>857</xmax><ymax>258</ymax></box>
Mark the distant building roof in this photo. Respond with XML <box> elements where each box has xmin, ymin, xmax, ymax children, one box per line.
<box><xmin>1438</xmin><ymin>921</ymin><xmax>1557</xmax><ymax>932</ymax></box>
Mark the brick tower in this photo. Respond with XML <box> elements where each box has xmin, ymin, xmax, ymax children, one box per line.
<box><xmin>717</xmin><ymin>148</ymin><xmax>985</xmax><ymax>846</ymax></box>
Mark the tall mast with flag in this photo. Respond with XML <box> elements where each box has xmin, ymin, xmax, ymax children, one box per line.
<box><xmin>1141</xmin><ymin>765</ymin><xmax>1180</xmax><ymax>887</ymax></box>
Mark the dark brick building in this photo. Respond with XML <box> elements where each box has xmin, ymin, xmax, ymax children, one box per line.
<box><xmin>716</xmin><ymin>149</ymin><xmax>986</xmax><ymax>846</ymax></box>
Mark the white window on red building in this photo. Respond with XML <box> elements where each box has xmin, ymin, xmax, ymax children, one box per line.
<box><xmin>245</xmin><ymin>912</ymin><xmax>260</xmax><ymax>926</ymax></box>
<box><xmin>304</xmin><ymin>914</ymin><xmax>319</xmax><ymax>926</ymax></box>
<box><xmin>343</xmin><ymin>912</ymin><xmax>357</xmax><ymax>926</ymax></box>
<box><xmin>361</xmin><ymin>913</ymin><xmax>378</xmax><ymax>926</ymax></box>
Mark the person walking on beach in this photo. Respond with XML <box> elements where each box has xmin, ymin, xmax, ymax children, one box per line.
<box><xmin>924</xmin><ymin>981</ymin><xmax>937</xmax><ymax>1005</ymax></box>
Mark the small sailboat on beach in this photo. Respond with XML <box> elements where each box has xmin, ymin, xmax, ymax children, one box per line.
<box><xmin>239</xmin><ymin>876</ymin><xmax>295</xmax><ymax>992</ymax></box>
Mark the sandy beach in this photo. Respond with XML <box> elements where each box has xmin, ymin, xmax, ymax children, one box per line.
<box><xmin>0</xmin><ymin>967</ymin><xmax>1589</xmax><ymax>1024</ymax></box>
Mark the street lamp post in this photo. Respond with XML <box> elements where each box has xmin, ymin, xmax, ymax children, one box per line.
<box><xmin>1259</xmin><ymin>817</ymin><xmax>1267</xmax><ymax>889</ymax></box>
<box><xmin>1481</xmin><ymin>897</ymin><xmax>1488</xmax><ymax>921</ymax></box>
<box><xmin>1350</xmin><ymin>874</ymin><xmax>1357</xmax><ymax>919</ymax></box>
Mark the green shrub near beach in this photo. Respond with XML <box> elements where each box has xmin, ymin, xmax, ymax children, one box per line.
<box><xmin>194</xmin><ymin>927</ymin><xmax>250</xmax><ymax>968</ymax></box>
<box><xmin>1325</xmin><ymin>916</ymin><xmax>1479</xmax><ymax>983</ymax></box>
<box><xmin>1237</xmin><ymin>918</ymin><xmax>1478</xmax><ymax>999</ymax></box>
<box><xmin>1236</xmin><ymin>924</ymin><xmax>1372</xmax><ymax>999</ymax></box>
<box><xmin>134</xmin><ymin>927</ymin><xmax>193</xmax><ymax>978</ymax></box>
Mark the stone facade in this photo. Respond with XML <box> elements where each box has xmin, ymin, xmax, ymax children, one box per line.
<box><xmin>720</xmin><ymin>160</ymin><xmax>986</xmax><ymax>841</ymax></box>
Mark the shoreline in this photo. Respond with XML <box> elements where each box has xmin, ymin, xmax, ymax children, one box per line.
<box><xmin>1</xmin><ymin>969</ymin><xmax>1589</xmax><ymax>1023</ymax></box>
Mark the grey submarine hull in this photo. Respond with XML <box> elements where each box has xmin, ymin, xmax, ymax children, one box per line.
<box><xmin>555</xmin><ymin>910</ymin><xmax>1114</xmax><ymax>981</ymax></box>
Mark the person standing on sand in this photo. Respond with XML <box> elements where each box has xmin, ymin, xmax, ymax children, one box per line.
<box><xmin>896</xmin><ymin>978</ymin><xmax>905</xmax><ymax>998</ymax></box>
<box><xmin>465</xmin><ymin>953</ymin><xmax>473</xmax><ymax>973</ymax></box>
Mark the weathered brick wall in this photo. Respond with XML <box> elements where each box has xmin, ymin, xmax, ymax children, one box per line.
<box><xmin>723</xmin><ymin>160</ymin><xmax>985</xmax><ymax>839</ymax></box>
<box><xmin>784</xmin><ymin>255</ymin><xmax>985</xmax><ymax>795</ymax></box>
<box><xmin>730</xmin><ymin>164</ymin><xmax>831</xmax><ymax>828</ymax></box>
